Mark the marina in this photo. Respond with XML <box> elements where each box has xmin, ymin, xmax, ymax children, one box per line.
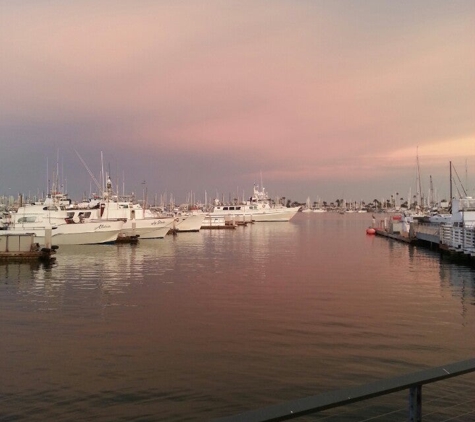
<box><xmin>372</xmin><ymin>197</ymin><xmax>475</xmax><ymax>264</ymax></box>
<box><xmin>0</xmin><ymin>212</ymin><xmax>473</xmax><ymax>421</ymax></box>
<box><xmin>2</xmin><ymin>1</ymin><xmax>474</xmax><ymax>420</ymax></box>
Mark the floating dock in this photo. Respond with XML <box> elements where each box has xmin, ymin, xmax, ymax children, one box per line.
<box><xmin>201</xmin><ymin>216</ymin><xmax>237</xmax><ymax>229</ymax></box>
<box><xmin>115</xmin><ymin>234</ymin><xmax>139</xmax><ymax>244</ymax></box>
<box><xmin>0</xmin><ymin>233</ymin><xmax>57</xmax><ymax>262</ymax></box>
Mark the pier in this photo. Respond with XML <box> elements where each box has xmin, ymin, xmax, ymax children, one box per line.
<box><xmin>372</xmin><ymin>198</ymin><xmax>475</xmax><ymax>264</ymax></box>
<box><xmin>374</xmin><ymin>221</ymin><xmax>475</xmax><ymax>264</ymax></box>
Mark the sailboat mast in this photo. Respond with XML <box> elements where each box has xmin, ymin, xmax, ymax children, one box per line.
<box><xmin>450</xmin><ymin>161</ymin><xmax>452</xmax><ymax>202</ymax></box>
<box><xmin>416</xmin><ymin>148</ymin><xmax>423</xmax><ymax>209</ymax></box>
<box><xmin>429</xmin><ymin>175</ymin><xmax>434</xmax><ymax>207</ymax></box>
<box><xmin>101</xmin><ymin>151</ymin><xmax>105</xmax><ymax>194</ymax></box>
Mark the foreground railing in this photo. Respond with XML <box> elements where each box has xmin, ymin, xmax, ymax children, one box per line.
<box><xmin>213</xmin><ymin>359</ymin><xmax>475</xmax><ymax>422</ymax></box>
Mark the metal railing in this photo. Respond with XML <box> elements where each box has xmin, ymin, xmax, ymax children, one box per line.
<box><xmin>213</xmin><ymin>359</ymin><xmax>475</xmax><ymax>422</ymax></box>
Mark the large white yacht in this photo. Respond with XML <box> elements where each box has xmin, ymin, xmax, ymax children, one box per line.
<box><xmin>210</xmin><ymin>185</ymin><xmax>300</xmax><ymax>222</ymax></box>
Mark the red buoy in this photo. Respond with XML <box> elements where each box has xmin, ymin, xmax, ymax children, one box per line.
<box><xmin>366</xmin><ymin>228</ymin><xmax>376</xmax><ymax>235</ymax></box>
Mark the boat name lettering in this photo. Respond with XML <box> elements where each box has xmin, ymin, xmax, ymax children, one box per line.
<box><xmin>151</xmin><ymin>220</ymin><xmax>165</xmax><ymax>225</ymax></box>
<box><xmin>96</xmin><ymin>224</ymin><xmax>111</xmax><ymax>230</ymax></box>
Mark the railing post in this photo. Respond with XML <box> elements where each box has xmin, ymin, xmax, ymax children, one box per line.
<box><xmin>408</xmin><ymin>385</ymin><xmax>422</xmax><ymax>422</ymax></box>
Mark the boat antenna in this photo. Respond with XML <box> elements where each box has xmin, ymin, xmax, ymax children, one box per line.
<box><xmin>451</xmin><ymin>163</ymin><xmax>467</xmax><ymax>198</ymax></box>
<box><xmin>46</xmin><ymin>156</ymin><xmax>49</xmax><ymax>197</ymax></box>
<box><xmin>449</xmin><ymin>161</ymin><xmax>452</xmax><ymax>202</ymax></box>
<box><xmin>416</xmin><ymin>147</ymin><xmax>423</xmax><ymax>210</ymax></box>
<box><xmin>74</xmin><ymin>149</ymin><xmax>103</xmax><ymax>195</ymax></box>
<box><xmin>101</xmin><ymin>151</ymin><xmax>105</xmax><ymax>194</ymax></box>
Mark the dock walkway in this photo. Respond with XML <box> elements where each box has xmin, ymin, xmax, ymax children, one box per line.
<box><xmin>373</xmin><ymin>218</ymin><xmax>475</xmax><ymax>264</ymax></box>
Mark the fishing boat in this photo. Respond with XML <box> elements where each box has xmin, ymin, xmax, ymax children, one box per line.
<box><xmin>210</xmin><ymin>184</ymin><xmax>300</xmax><ymax>222</ymax></box>
<box><xmin>2</xmin><ymin>202</ymin><xmax>124</xmax><ymax>245</ymax></box>
<box><xmin>79</xmin><ymin>177</ymin><xmax>176</xmax><ymax>239</ymax></box>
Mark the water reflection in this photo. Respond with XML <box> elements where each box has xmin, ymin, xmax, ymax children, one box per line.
<box><xmin>1</xmin><ymin>217</ymin><xmax>474</xmax><ymax>313</ymax></box>
<box><xmin>0</xmin><ymin>214</ymin><xmax>474</xmax><ymax>421</ymax></box>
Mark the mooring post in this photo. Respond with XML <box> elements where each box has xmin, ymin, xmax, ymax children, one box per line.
<box><xmin>44</xmin><ymin>224</ymin><xmax>52</xmax><ymax>249</ymax></box>
<box><xmin>408</xmin><ymin>384</ymin><xmax>422</xmax><ymax>422</ymax></box>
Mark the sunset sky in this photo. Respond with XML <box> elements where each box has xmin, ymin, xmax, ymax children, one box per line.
<box><xmin>1</xmin><ymin>1</ymin><xmax>474</xmax><ymax>204</ymax></box>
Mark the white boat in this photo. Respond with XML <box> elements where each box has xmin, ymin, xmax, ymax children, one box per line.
<box><xmin>82</xmin><ymin>178</ymin><xmax>176</xmax><ymax>239</ymax></box>
<box><xmin>2</xmin><ymin>200</ymin><xmax>124</xmax><ymax>245</ymax></box>
<box><xmin>2</xmin><ymin>217</ymin><xmax>123</xmax><ymax>245</ymax></box>
<box><xmin>210</xmin><ymin>185</ymin><xmax>300</xmax><ymax>222</ymax></box>
<box><xmin>428</xmin><ymin>213</ymin><xmax>452</xmax><ymax>224</ymax></box>
<box><xmin>301</xmin><ymin>197</ymin><xmax>313</xmax><ymax>213</ymax></box>
<box><xmin>174</xmin><ymin>212</ymin><xmax>206</xmax><ymax>232</ymax></box>
<box><xmin>99</xmin><ymin>201</ymin><xmax>175</xmax><ymax>239</ymax></box>
<box><xmin>438</xmin><ymin>197</ymin><xmax>475</xmax><ymax>253</ymax></box>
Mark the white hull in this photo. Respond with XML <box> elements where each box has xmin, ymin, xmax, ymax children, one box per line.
<box><xmin>250</xmin><ymin>208</ymin><xmax>299</xmax><ymax>222</ymax></box>
<box><xmin>1</xmin><ymin>220</ymin><xmax>124</xmax><ymax>245</ymax></box>
<box><xmin>210</xmin><ymin>207</ymin><xmax>299</xmax><ymax>222</ymax></box>
<box><xmin>119</xmin><ymin>217</ymin><xmax>174</xmax><ymax>238</ymax></box>
<box><xmin>139</xmin><ymin>218</ymin><xmax>175</xmax><ymax>239</ymax></box>
<box><xmin>175</xmin><ymin>214</ymin><xmax>206</xmax><ymax>232</ymax></box>
<box><xmin>210</xmin><ymin>184</ymin><xmax>299</xmax><ymax>222</ymax></box>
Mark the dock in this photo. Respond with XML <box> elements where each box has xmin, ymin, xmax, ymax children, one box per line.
<box><xmin>0</xmin><ymin>233</ymin><xmax>57</xmax><ymax>263</ymax></box>
<box><xmin>374</xmin><ymin>228</ymin><xmax>414</xmax><ymax>244</ymax></box>
<box><xmin>201</xmin><ymin>216</ymin><xmax>237</xmax><ymax>229</ymax></box>
<box><xmin>372</xmin><ymin>208</ymin><xmax>475</xmax><ymax>265</ymax></box>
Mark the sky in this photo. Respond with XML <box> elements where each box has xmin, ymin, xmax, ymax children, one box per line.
<box><xmin>1</xmin><ymin>0</ymin><xmax>474</xmax><ymax>205</ymax></box>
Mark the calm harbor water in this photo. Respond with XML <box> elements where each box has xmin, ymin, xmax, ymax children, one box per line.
<box><xmin>1</xmin><ymin>212</ymin><xmax>474</xmax><ymax>421</ymax></box>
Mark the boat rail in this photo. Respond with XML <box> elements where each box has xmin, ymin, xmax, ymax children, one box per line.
<box><xmin>413</xmin><ymin>221</ymin><xmax>441</xmax><ymax>237</ymax></box>
<box><xmin>440</xmin><ymin>224</ymin><xmax>475</xmax><ymax>252</ymax></box>
<box><xmin>212</xmin><ymin>359</ymin><xmax>475</xmax><ymax>422</ymax></box>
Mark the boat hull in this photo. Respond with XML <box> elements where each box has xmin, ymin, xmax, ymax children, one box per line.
<box><xmin>1</xmin><ymin>220</ymin><xmax>124</xmax><ymax>245</ymax></box>
<box><xmin>139</xmin><ymin>218</ymin><xmax>175</xmax><ymax>239</ymax></box>
<box><xmin>251</xmin><ymin>207</ymin><xmax>300</xmax><ymax>222</ymax></box>
<box><xmin>175</xmin><ymin>214</ymin><xmax>206</xmax><ymax>232</ymax></box>
<box><xmin>120</xmin><ymin>218</ymin><xmax>174</xmax><ymax>238</ymax></box>
<box><xmin>209</xmin><ymin>207</ymin><xmax>300</xmax><ymax>222</ymax></box>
